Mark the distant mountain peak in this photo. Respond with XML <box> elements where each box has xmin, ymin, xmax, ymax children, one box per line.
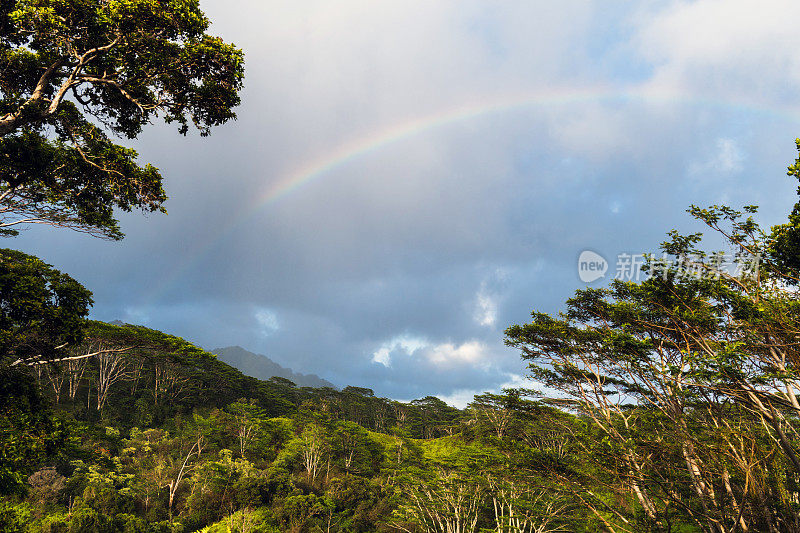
<box><xmin>210</xmin><ymin>346</ymin><xmax>336</xmax><ymax>389</ymax></box>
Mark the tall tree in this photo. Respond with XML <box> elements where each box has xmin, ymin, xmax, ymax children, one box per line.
<box><xmin>392</xmin><ymin>468</ymin><xmax>485</xmax><ymax>533</ymax></box>
<box><xmin>94</xmin><ymin>348</ymin><xmax>128</xmax><ymax>410</ymax></box>
<box><xmin>506</xmin><ymin>201</ymin><xmax>800</xmax><ymax>532</ymax></box>
<box><xmin>0</xmin><ymin>0</ymin><xmax>244</xmax><ymax>239</ymax></box>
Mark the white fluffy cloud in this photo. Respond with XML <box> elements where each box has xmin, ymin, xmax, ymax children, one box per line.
<box><xmin>372</xmin><ymin>336</ymin><xmax>490</xmax><ymax>368</ymax></box>
<box><xmin>371</xmin><ymin>335</ymin><xmax>427</xmax><ymax>367</ymax></box>
<box><xmin>426</xmin><ymin>340</ymin><xmax>490</xmax><ymax>367</ymax></box>
<box><xmin>634</xmin><ymin>0</ymin><xmax>800</xmax><ymax>100</ymax></box>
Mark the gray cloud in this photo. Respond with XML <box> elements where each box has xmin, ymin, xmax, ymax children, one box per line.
<box><xmin>12</xmin><ymin>0</ymin><xmax>800</xmax><ymax>406</ymax></box>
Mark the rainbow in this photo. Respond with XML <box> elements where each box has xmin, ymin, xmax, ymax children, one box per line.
<box><xmin>140</xmin><ymin>86</ymin><xmax>800</xmax><ymax>303</ymax></box>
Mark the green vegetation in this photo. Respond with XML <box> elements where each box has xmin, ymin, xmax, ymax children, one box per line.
<box><xmin>0</xmin><ymin>249</ymin><xmax>92</xmax><ymax>365</ymax></box>
<box><xmin>4</xmin><ymin>0</ymin><xmax>800</xmax><ymax>531</ymax></box>
<box><xmin>0</xmin><ymin>316</ymin><xmax>587</xmax><ymax>532</ymax></box>
<box><xmin>9</xmin><ymin>157</ymin><xmax>800</xmax><ymax>531</ymax></box>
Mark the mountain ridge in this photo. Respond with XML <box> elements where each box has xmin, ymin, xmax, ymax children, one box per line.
<box><xmin>210</xmin><ymin>345</ymin><xmax>337</xmax><ymax>389</ymax></box>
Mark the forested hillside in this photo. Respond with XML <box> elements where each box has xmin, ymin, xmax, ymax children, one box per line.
<box><xmin>5</xmin><ymin>0</ymin><xmax>800</xmax><ymax>531</ymax></box>
<box><xmin>0</xmin><ymin>320</ymin><xmax>585</xmax><ymax>532</ymax></box>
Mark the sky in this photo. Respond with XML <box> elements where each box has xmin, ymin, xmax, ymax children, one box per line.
<box><xmin>13</xmin><ymin>0</ymin><xmax>800</xmax><ymax>407</ymax></box>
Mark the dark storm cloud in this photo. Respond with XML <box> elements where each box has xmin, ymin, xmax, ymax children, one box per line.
<box><xmin>12</xmin><ymin>1</ymin><xmax>800</xmax><ymax>406</ymax></box>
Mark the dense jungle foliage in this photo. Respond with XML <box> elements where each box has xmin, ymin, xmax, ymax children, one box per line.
<box><xmin>0</xmin><ymin>319</ymin><xmax>586</xmax><ymax>532</ymax></box>
<box><xmin>5</xmin><ymin>1</ymin><xmax>800</xmax><ymax>531</ymax></box>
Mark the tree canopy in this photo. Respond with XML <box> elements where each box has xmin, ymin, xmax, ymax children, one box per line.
<box><xmin>0</xmin><ymin>0</ymin><xmax>244</xmax><ymax>239</ymax></box>
<box><xmin>0</xmin><ymin>248</ymin><xmax>91</xmax><ymax>365</ymax></box>
<box><xmin>505</xmin><ymin>158</ymin><xmax>800</xmax><ymax>530</ymax></box>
